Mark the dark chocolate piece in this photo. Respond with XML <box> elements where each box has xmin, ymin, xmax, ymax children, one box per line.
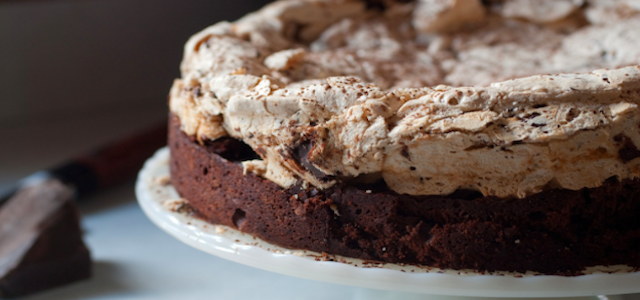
<box><xmin>615</xmin><ymin>134</ymin><xmax>640</xmax><ymax>163</ymax></box>
<box><xmin>0</xmin><ymin>179</ymin><xmax>91</xmax><ymax>297</ymax></box>
<box><xmin>292</xmin><ymin>138</ymin><xmax>333</xmax><ymax>181</ymax></box>
<box><xmin>169</xmin><ymin>113</ymin><xmax>640</xmax><ymax>275</ymax></box>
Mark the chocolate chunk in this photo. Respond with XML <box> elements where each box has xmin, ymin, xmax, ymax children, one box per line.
<box><xmin>293</xmin><ymin>139</ymin><xmax>333</xmax><ymax>181</ymax></box>
<box><xmin>0</xmin><ymin>179</ymin><xmax>91</xmax><ymax>297</ymax></box>
<box><xmin>363</xmin><ymin>0</ymin><xmax>414</xmax><ymax>10</ymax></box>
<box><xmin>202</xmin><ymin>137</ymin><xmax>259</xmax><ymax>161</ymax></box>
<box><xmin>400</xmin><ymin>145</ymin><xmax>410</xmax><ymax>159</ymax></box>
<box><xmin>615</xmin><ymin>134</ymin><xmax>640</xmax><ymax>162</ymax></box>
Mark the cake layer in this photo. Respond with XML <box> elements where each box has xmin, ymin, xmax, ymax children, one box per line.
<box><xmin>169</xmin><ymin>0</ymin><xmax>640</xmax><ymax>198</ymax></box>
<box><xmin>169</xmin><ymin>114</ymin><xmax>640</xmax><ymax>275</ymax></box>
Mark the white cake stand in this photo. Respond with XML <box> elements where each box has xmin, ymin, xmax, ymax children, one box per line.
<box><xmin>136</xmin><ymin>147</ymin><xmax>640</xmax><ymax>299</ymax></box>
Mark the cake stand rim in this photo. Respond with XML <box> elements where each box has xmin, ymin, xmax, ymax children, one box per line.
<box><xmin>136</xmin><ymin>147</ymin><xmax>640</xmax><ymax>298</ymax></box>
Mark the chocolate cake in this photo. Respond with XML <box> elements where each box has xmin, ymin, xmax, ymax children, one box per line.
<box><xmin>167</xmin><ymin>0</ymin><xmax>640</xmax><ymax>275</ymax></box>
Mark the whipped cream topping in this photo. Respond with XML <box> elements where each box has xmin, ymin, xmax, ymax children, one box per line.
<box><xmin>170</xmin><ymin>0</ymin><xmax>640</xmax><ymax>198</ymax></box>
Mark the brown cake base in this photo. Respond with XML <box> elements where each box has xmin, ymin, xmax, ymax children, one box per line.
<box><xmin>168</xmin><ymin>114</ymin><xmax>640</xmax><ymax>275</ymax></box>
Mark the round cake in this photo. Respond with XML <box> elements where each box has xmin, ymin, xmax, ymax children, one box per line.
<box><xmin>168</xmin><ymin>0</ymin><xmax>640</xmax><ymax>275</ymax></box>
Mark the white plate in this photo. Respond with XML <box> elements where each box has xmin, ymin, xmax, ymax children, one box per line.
<box><xmin>136</xmin><ymin>147</ymin><xmax>640</xmax><ymax>298</ymax></box>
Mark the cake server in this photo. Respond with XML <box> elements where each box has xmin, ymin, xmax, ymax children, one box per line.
<box><xmin>0</xmin><ymin>122</ymin><xmax>167</xmax><ymax>205</ymax></box>
<box><xmin>0</xmin><ymin>121</ymin><xmax>167</xmax><ymax>296</ymax></box>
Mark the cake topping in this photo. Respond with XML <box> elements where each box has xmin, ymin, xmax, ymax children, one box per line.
<box><xmin>170</xmin><ymin>0</ymin><xmax>640</xmax><ymax>198</ymax></box>
<box><xmin>412</xmin><ymin>0</ymin><xmax>486</xmax><ymax>34</ymax></box>
<box><xmin>498</xmin><ymin>0</ymin><xmax>583</xmax><ymax>24</ymax></box>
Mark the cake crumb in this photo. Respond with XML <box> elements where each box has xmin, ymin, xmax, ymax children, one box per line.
<box><xmin>161</xmin><ymin>198</ymin><xmax>190</xmax><ymax>213</ymax></box>
<box><xmin>329</xmin><ymin>204</ymin><xmax>341</xmax><ymax>216</ymax></box>
<box><xmin>215</xmin><ymin>226</ymin><xmax>227</xmax><ymax>234</ymax></box>
<box><xmin>153</xmin><ymin>175</ymin><xmax>171</xmax><ymax>186</ymax></box>
<box><xmin>264</xmin><ymin>48</ymin><xmax>306</xmax><ymax>71</ymax></box>
<box><xmin>241</xmin><ymin>159</ymin><xmax>267</xmax><ymax>176</ymax></box>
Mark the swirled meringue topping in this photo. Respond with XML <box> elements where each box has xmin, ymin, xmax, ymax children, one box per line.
<box><xmin>170</xmin><ymin>0</ymin><xmax>640</xmax><ymax>198</ymax></box>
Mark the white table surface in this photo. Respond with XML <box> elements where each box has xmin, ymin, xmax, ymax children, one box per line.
<box><xmin>0</xmin><ymin>111</ymin><xmax>638</xmax><ymax>300</ymax></box>
<box><xmin>16</xmin><ymin>185</ymin><xmax>640</xmax><ymax>300</ymax></box>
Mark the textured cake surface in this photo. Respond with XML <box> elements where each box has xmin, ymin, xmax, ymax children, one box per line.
<box><xmin>169</xmin><ymin>114</ymin><xmax>640</xmax><ymax>275</ymax></box>
<box><xmin>170</xmin><ymin>0</ymin><xmax>640</xmax><ymax>198</ymax></box>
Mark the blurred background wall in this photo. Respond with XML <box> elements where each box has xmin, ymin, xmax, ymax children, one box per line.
<box><xmin>0</xmin><ymin>0</ymin><xmax>271</xmax><ymax>189</ymax></box>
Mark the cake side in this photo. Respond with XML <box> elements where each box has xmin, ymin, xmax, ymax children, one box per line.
<box><xmin>169</xmin><ymin>113</ymin><xmax>640</xmax><ymax>275</ymax></box>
